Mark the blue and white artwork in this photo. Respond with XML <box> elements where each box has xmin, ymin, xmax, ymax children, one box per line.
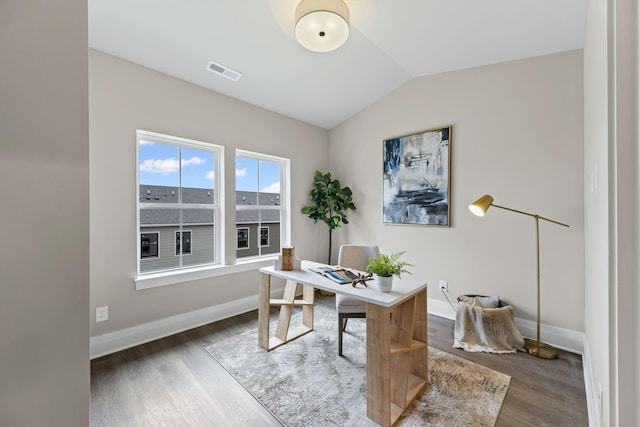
<box><xmin>383</xmin><ymin>126</ymin><xmax>451</xmax><ymax>226</ymax></box>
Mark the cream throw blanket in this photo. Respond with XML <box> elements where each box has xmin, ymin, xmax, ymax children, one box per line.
<box><xmin>453</xmin><ymin>296</ymin><xmax>525</xmax><ymax>354</ymax></box>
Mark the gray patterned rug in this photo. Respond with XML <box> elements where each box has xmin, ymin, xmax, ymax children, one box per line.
<box><xmin>206</xmin><ymin>305</ymin><xmax>510</xmax><ymax>426</ymax></box>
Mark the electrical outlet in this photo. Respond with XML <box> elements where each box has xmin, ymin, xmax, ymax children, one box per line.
<box><xmin>96</xmin><ymin>306</ymin><xmax>109</xmax><ymax>322</ymax></box>
<box><xmin>439</xmin><ymin>280</ymin><xmax>448</xmax><ymax>291</ymax></box>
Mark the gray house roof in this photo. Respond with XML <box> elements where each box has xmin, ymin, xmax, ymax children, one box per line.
<box><xmin>139</xmin><ymin>185</ymin><xmax>280</xmax><ymax>225</ymax></box>
<box><xmin>139</xmin><ymin>209</ymin><xmax>215</xmax><ymax>225</ymax></box>
<box><xmin>235</xmin><ymin>191</ymin><xmax>280</xmax><ymax>206</ymax></box>
<box><xmin>236</xmin><ymin>190</ymin><xmax>280</xmax><ymax>223</ymax></box>
<box><xmin>140</xmin><ymin>184</ymin><xmax>214</xmax><ymax>204</ymax></box>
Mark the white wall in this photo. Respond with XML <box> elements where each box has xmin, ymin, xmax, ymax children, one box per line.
<box><xmin>89</xmin><ymin>50</ymin><xmax>329</xmax><ymax>340</ymax></box>
<box><xmin>583</xmin><ymin>0</ymin><xmax>611</xmax><ymax>423</ymax></box>
<box><xmin>0</xmin><ymin>0</ymin><xmax>90</xmax><ymax>425</ymax></box>
<box><xmin>329</xmin><ymin>51</ymin><xmax>585</xmax><ymax>334</ymax></box>
<box><xmin>584</xmin><ymin>0</ymin><xmax>640</xmax><ymax>425</ymax></box>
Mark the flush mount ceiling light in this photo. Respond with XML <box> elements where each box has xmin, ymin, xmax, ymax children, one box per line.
<box><xmin>295</xmin><ymin>0</ymin><xmax>350</xmax><ymax>53</ymax></box>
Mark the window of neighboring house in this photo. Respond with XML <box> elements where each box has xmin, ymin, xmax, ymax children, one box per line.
<box><xmin>175</xmin><ymin>230</ymin><xmax>192</xmax><ymax>255</ymax></box>
<box><xmin>137</xmin><ymin>130</ymin><xmax>221</xmax><ymax>276</ymax></box>
<box><xmin>236</xmin><ymin>150</ymin><xmax>289</xmax><ymax>259</ymax></box>
<box><xmin>260</xmin><ymin>226</ymin><xmax>269</xmax><ymax>247</ymax></box>
<box><xmin>237</xmin><ymin>228</ymin><xmax>249</xmax><ymax>249</ymax></box>
<box><xmin>140</xmin><ymin>233</ymin><xmax>159</xmax><ymax>258</ymax></box>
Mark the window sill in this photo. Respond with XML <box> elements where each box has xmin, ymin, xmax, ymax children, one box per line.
<box><xmin>134</xmin><ymin>256</ymin><xmax>277</xmax><ymax>290</ymax></box>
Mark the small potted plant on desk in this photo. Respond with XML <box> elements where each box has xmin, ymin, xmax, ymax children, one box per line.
<box><xmin>365</xmin><ymin>251</ymin><xmax>413</xmax><ymax>293</ymax></box>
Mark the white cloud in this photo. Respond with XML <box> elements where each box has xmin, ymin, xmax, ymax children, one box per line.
<box><xmin>139</xmin><ymin>156</ymin><xmax>207</xmax><ymax>175</ymax></box>
<box><xmin>139</xmin><ymin>140</ymin><xmax>154</xmax><ymax>146</ymax></box>
<box><xmin>182</xmin><ymin>156</ymin><xmax>206</xmax><ymax>167</ymax></box>
<box><xmin>261</xmin><ymin>182</ymin><xmax>280</xmax><ymax>193</ymax></box>
<box><xmin>206</xmin><ymin>171</ymin><xmax>215</xmax><ymax>181</ymax></box>
<box><xmin>139</xmin><ymin>158</ymin><xmax>179</xmax><ymax>175</ymax></box>
<box><xmin>236</xmin><ymin>168</ymin><xmax>247</xmax><ymax>177</ymax></box>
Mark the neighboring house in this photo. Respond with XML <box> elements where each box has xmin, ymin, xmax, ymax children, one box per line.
<box><xmin>139</xmin><ymin>185</ymin><xmax>280</xmax><ymax>273</ymax></box>
<box><xmin>235</xmin><ymin>190</ymin><xmax>281</xmax><ymax>258</ymax></box>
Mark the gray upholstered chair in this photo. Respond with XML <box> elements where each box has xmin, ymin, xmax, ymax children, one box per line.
<box><xmin>336</xmin><ymin>244</ymin><xmax>380</xmax><ymax>356</ymax></box>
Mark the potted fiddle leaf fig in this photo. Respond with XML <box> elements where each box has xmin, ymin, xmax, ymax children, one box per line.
<box><xmin>366</xmin><ymin>251</ymin><xmax>413</xmax><ymax>292</ymax></box>
<box><xmin>301</xmin><ymin>170</ymin><xmax>357</xmax><ymax>265</ymax></box>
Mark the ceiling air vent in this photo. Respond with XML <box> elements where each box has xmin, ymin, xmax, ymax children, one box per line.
<box><xmin>206</xmin><ymin>60</ymin><xmax>242</xmax><ymax>82</ymax></box>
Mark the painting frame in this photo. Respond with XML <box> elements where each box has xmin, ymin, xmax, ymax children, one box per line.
<box><xmin>382</xmin><ymin>126</ymin><xmax>452</xmax><ymax>226</ymax></box>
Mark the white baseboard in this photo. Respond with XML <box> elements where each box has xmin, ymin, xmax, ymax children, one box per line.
<box><xmin>427</xmin><ymin>297</ymin><xmax>585</xmax><ymax>354</ymax></box>
<box><xmin>428</xmin><ymin>297</ymin><xmax>458</xmax><ymax>320</ymax></box>
<box><xmin>582</xmin><ymin>337</ymin><xmax>599</xmax><ymax>427</ymax></box>
<box><xmin>91</xmin><ymin>293</ymin><xmax>594</xmax><ymax>426</ymax></box>
<box><xmin>513</xmin><ymin>318</ymin><xmax>584</xmax><ymax>354</ymax></box>
<box><xmin>91</xmin><ymin>294</ymin><xmax>586</xmax><ymax>361</ymax></box>
<box><xmin>91</xmin><ymin>289</ymin><xmax>279</xmax><ymax>359</ymax></box>
<box><xmin>429</xmin><ymin>296</ymin><xmax>592</xmax><ymax>426</ymax></box>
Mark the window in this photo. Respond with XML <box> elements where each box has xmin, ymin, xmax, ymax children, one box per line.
<box><xmin>237</xmin><ymin>228</ymin><xmax>249</xmax><ymax>249</ymax></box>
<box><xmin>236</xmin><ymin>150</ymin><xmax>288</xmax><ymax>259</ymax></box>
<box><xmin>137</xmin><ymin>130</ymin><xmax>221</xmax><ymax>275</ymax></box>
<box><xmin>260</xmin><ymin>226</ymin><xmax>269</xmax><ymax>247</ymax></box>
<box><xmin>140</xmin><ymin>233</ymin><xmax>159</xmax><ymax>258</ymax></box>
<box><xmin>135</xmin><ymin>133</ymin><xmax>290</xmax><ymax>288</ymax></box>
<box><xmin>175</xmin><ymin>230</ymin><xmax>192</xmax><ymax>255</ymax></box>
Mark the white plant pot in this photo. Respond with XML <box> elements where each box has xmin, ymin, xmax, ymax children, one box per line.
<box><xmin>376</xmin><ymin>275</ymin><xmax>393</xmax><ymax>293</ymax></box>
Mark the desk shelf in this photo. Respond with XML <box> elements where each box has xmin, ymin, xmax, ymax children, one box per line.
<box><xmin>259</xmin><ymin>276</ymin><xmax>314</xmax><ymax>351</ymax></box>
<box><xmin>258</xmin><ymin>262</ymin><xmax>428</xmax><ymax>426</ymax></box>
<box><xmin>390</xmin><ymin>339</ymin><xmax>428</xmax><ymax>355</ymax></box>
<box><xmin>367</xmin><ymin>288</ymin><xmax>428</xmax><ymax>427</ymax></box>
<box><xmin>269</xmin><ymin>298</ymin><xmax>314</xmax><ymax>307</ymax></box>
<box><xmin>267</xmin><ymin>324</ymin><xmax>314</xmax><ymax>350</ymax></box>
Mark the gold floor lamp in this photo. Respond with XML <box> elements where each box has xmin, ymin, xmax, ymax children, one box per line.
<box><xmin>469</xmin><ymin>194</ymin><xmax>569</xmax><ymax>359</ymax></box>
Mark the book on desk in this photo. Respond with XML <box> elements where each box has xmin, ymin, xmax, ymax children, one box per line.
<box><xmin>308</xmin><ymin>265</ymin><xmax>373</xmax><ymax>285</ymax></box>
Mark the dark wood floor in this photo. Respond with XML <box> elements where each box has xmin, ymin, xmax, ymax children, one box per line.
<box><xmin>91</xmin><ymin>294</ymin><xmax>588</xmax><ymax>426</ymax></box>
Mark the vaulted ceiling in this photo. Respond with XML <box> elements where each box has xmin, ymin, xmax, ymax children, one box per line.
<box><xmin>89</xmin><ymin>0</ymin><xmax>587</xmax><ymax>129</ymax></box>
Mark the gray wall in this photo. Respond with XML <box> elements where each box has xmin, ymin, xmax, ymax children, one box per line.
<box><xmin>0</xmin><ymin>0</ymin><xmax>90</xmax><ymax>425</ymax></box>
<box><xmin>236</xmin><ymin>223</ymin><xmax>281</xmax><ymax>258</ymax></box>
<box><xmin>90</xmin><ymin>49</ymin><xmax>329</xmax><ymax>336</ymax></box>
<box><xmin>329</xmin><ymin>50</ymin><xmax>585</xmax><ymax>332</ymax></box>
<box><xmin>140</xmin><ymin>225</ymin><xmax>215</xmax><ymax>273</ymax></box>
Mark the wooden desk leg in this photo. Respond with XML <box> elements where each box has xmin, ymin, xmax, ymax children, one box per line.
<box><xmin>366</xmin><ymin>303</ymin><xmax>391</xmax><ymax>427</ymax></box>
<box><xmin>366</xmin><ymin>290</ymin><xmax>429</xmax><ymax>427</ymax></box>
<box><xmin>275</xmin><ymin>280</ymin><xmax>298</xmax><ymax>342</ymax></box>
<box><xmin>258</xmin><ymin>272</ymin><xmax>271</xmax><ymax>350</ymax></box>
<box><xmin>258</xmin><ymin>275</ymin><xmax>315</xmax><ymax>351</ymax></box>
<box><xmin>302</xmin><ymin>284</ymin><xmax>314</xmax><ymax>329</ymax></box>
<box><xmin>411</xmin><ymin>290</ymin><xmax>429</xmax><ymax>382</ymax></box>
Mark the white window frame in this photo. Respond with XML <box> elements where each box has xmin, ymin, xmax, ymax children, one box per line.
<box><xmin>259</xmin><ymin>226</ymin><xmax>269</xmax><ymax>247</ymax></box>
<box><xmin>235</xmin><ymin>149</ymin><xmax>290</xmax><ymax>260</ymax></box>
<box><xmin>175</xmin><ymin>230</ymin><xmax>192</xmax><ymax>256</ymax></box>
<box><xmin>140</xmin><ymin>231</ymin><xmax>160</xmax><ymax>259</ymax></box>
<box><xmin>136</xmin><ymin>130</ymin><xmax>222</xmax><ymax>283</ymax></box>
<box><xmin>133</xmin><ymin>136</ymin><xmax>291</xmax><ymax>290</ymax></box>
<box><xmin>236</xmin><ymin>227</ymin><xmax>250</xmax><ymax>250</ymax></box>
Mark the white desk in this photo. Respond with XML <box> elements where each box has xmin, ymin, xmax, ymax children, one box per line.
<box><xmin>258</xmin><ymin>260</ymin><xmax>428</xmax><ymax>427</ymax></box>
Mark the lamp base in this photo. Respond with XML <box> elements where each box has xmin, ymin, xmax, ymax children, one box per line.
<box><xmin>524</xmin><ymin>338</ymin><xmax>558</xmax><ymax>359</ymax></box>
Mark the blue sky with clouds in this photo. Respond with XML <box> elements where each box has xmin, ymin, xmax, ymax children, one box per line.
<box><xmin>139</xmin><ymin>141</ymin><xmax>280</xmax><ymax>193</ymax></box>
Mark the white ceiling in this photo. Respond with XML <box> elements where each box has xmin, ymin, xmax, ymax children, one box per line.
<box><xmin>89</xmin><ymin>0</ymin><xmax>587</xmax><ymax>129</ymax></box>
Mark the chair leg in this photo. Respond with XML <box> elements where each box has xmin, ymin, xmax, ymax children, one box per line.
<box><xmin>343</xmin><ymin>317</ymin><xmax>348</xmax><ymax>332</ymax></box>
<box><xmin>338</xmin><ymin>315</ymin><xmax>344</xmax><ymax>356</ymax></box>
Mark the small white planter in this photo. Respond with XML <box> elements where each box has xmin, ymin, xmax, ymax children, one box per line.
<box><xmin>376</xmin><ymin>275</ymin><xmax>393</xmax><ymax>293</ymax></box>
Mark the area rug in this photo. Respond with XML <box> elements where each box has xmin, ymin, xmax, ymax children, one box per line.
<box><xmin>206</xmin><ymin>305</ymin><xmax>510</xmax><ymax>426</ymax></box>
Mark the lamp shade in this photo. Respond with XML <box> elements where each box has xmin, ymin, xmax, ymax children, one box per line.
<box><xmin>469</xmin><ymin>194</ymin><xmax>494</xmax><ymax>217</ymax></box>
<box><xmin>295</xmin><ymin>0</ymin><xmax>350</xmax><ymax>53</ymax></box>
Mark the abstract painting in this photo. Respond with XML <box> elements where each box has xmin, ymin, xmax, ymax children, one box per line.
<box><xmin>383</xmin><ymin>126</ymin><xmax>451</xmax><ymax>226</ymax></box>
